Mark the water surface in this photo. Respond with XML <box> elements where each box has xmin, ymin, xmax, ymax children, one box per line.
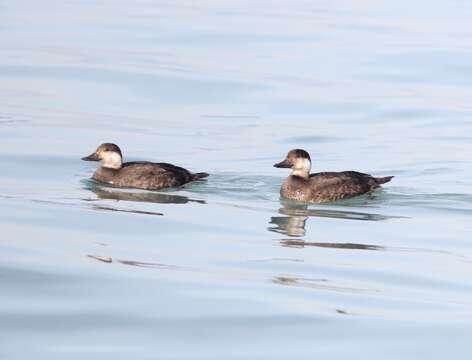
<box><xmin>1</xmin><ymin>1</ymin><xmax>472</xmax><ymax>359</ymax></box>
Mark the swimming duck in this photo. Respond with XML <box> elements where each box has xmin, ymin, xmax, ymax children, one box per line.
<box><xmin>274</xmin><ymin>149</ymin><xmax>393</xmax><ymax>203</ymax></box>
<box><xmin>82</xmin><ymin>143</ymin><xmax>209</xmax><ymax>190</ymax></box>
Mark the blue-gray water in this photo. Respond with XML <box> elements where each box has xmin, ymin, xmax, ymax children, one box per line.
<box><xmin>1</xmin><ymin>1</ymin><xmax>472</xmax><ymax>359</ymax></box>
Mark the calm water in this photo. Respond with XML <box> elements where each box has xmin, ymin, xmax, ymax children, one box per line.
<box><xmin>1</xmin><ymin>1</ymin><xmax>472</xmax><ymax>358</ymax></box>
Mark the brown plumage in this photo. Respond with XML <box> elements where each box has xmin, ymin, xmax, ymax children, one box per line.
<box><xmin>82</xmin><ymin>143</ymin><xmax>209</xmax><ymax>190</ymax></box>
<box><xmin>274</xmin><ymin>149</ymin><xmax>393</xmax><ymax>203</ymax></box>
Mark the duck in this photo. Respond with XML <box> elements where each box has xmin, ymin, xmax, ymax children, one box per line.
<box><xmin>274</xmin><ymin>149</ymin><xmax>393</xmax><ymax>203</ymax></box>
<box><xmin>82</xmin><ymin>143</ymin><xmax>209</xmax><ymax>190</ymax></box>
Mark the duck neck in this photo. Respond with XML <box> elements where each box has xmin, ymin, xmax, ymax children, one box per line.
<box><xmin>292</xmin><ymin>169</ymin><xmax>310</xmax><ymax>179</ymax></box>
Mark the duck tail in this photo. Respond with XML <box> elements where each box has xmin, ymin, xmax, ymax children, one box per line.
<box><xmin>192</xmin><ymin>172</ymin><xmax>209</xmax><ymax>181</ymax></box>
<box><xmin>375</xmin><ymin>176</ymin><xmax>394</xmax><ymax>185</ymax></box>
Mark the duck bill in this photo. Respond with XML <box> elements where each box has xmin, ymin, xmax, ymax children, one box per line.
<box><xmin>273</xmin><ymin>159</ymin><xmax>292</xmax><ymax>168</ymax></box>
<box><xmin>82</xmin><ymin>153</ymin><xmax>100</xmax><ymax>161</ymax></box>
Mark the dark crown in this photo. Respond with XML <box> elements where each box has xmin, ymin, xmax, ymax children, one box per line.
<box><xmin>289</xmin><ymin>149</ymin><xmax>310</xmax><ymax>160</ymax></box>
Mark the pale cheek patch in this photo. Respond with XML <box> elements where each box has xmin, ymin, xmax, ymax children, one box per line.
<box><xmin>293</xmin><ymin>158</ymin><xmax>311</xmax><ymax>172</ymax></box>
<box><xmin>101</xmin><ymin>152</ymin><xmax>122</xmax><ymax>169</ymax></box>
<box><xmin>291</xmin><ymin>158</ymin><xmax>311</xmax><ymax>178</ymax></box>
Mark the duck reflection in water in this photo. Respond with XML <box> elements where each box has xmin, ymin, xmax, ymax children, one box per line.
<box><xmin>269</xmin><ymin>199</ymin><xmax>397</xmax><ymax>238</ymax></box>
<box><xmin>269</xmin><ymin>204</ymin><xmax>309</xmax><ymax>237</ymax></box>
<box><xmin>85</xmin><ymin>181</ymin><xmax>206</xmax><ymax>205</ymax></box>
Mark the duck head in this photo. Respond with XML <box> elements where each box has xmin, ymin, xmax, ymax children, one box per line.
<box><xmin>274</xmin><ymin>149</ymin><xmax>311</xmax><ymax>178</ymax></box>
<box><xmin>82</xmin><ymin>143</ymin><xmax>123</xmax><ymax>169</ymax></box>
